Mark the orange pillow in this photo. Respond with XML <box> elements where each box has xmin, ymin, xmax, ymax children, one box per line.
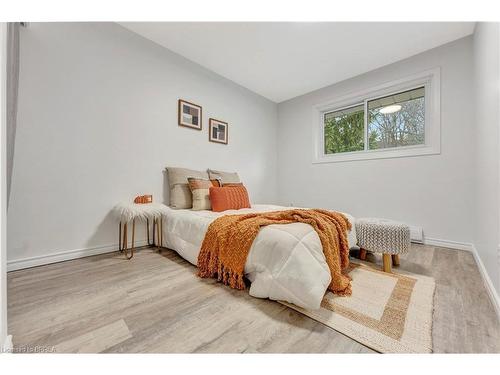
<box><xmin>209</xmin><ymin>185</ymin><xmax>251</xmax><ymax>212</ymax></box>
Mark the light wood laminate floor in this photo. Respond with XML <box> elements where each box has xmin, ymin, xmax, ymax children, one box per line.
<box><xmin>7</xmin><ymin>244</ymin><xmax>500</xmax><ymax>353</ymax></box>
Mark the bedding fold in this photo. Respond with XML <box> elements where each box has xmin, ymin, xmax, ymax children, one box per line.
<box><xmin>197</xmin><ymin>209</ymin><xmax>352</xmax><ymax>296</ymax></box>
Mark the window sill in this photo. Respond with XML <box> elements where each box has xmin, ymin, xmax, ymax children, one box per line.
<box><xmin>312</xmin><ymin>145</ymin><xmax>440</xmax><ymax>164</ymax></box>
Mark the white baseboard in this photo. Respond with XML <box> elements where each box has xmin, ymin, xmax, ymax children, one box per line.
<box><xmin>423</xmin><ymin>237</ymin><xmax>474</xmax><ymax>252</ymax></box>
<box><xmin>7</xmin><ymin>240</ymin><xmax>148</xmax><ymax>272</ymax></box>
<box><xmin>424</xmin><ymin>237</ymin><xmax>499</xmax><ymax>321</ymax></box>
<box><xmin>2</xmin><ymin>334</ymin><xmax>12</xmax><ymax>353</ymax></box>
<box><xmin>470</xmin><ymin>245</ymin><xmax>500</xmax><ymax>322</ymax></box>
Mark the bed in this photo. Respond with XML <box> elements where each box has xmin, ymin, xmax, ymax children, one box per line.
<box><xmin>162</xmin><ymin>204</ymin><xmax>357</xmax><ymax>310</ymax></box>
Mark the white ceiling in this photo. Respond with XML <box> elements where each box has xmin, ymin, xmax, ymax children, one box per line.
<box><xmin>120</xmin><ymin>22</ymin><xmax>475</xmax><ymax>103</ymax></box>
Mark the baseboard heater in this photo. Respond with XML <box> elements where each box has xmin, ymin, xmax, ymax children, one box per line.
<box><xmin>410</xmin><ymin>225</ymin><xmax>424</xmax><ymax>243</ymax></box>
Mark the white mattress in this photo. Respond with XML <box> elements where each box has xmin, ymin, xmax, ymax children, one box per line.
<box><xmin>162</xmin><ymin>204</ymin><xmax>356</xmax><ymax>310</ymax></box>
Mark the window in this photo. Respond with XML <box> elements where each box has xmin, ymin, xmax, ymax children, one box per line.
<box><xmin>368</xmin><ymin>87</ymin><xmax>425</xmax><ymax>150</ymax></box>
<box><xmin>323</xmin><ymin>87</ymin><xmax>425</xmax><ymax>154</ymax></box>
<box><xmin>324</xmin><ymin>104</ymin><xmax>364</xmax><ymax>154</ymax></box>
<box><xmin>314</xmin><ymin>69</ymin><xmax>440</xmax><ymax>163</ymax></box>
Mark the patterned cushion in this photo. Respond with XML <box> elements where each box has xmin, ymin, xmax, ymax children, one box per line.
<box><xmin>187</xmin><ymin>178</ymin><xmax>221</xmax><ymax>211</ymax></box>
<box><xmin>166</xmin><ymin>167</ymin><xmax>208</xmax><ymax>209</ymax></box>
<box><xmin>355</xmin><ymin>218</ymin><xmax>410</xmax><ymax>254</ymax></box>
<box><xmin>209</xmin><ymin>185</ymin><xmax>251</xmax><ymax>212</ymax></box>
<box><xmin>208</xmin><ymin>169</ymin><xmax>241</xmax><ymax>184</ymax></box>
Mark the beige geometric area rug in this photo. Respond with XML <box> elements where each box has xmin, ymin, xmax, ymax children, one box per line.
<box><xmin>280</xmin><ymin>262</ymin><xmax>435</xmax><ymax>353</ymax></box>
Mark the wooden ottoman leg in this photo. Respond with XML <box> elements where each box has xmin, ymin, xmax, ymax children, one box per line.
<box><xmin>392</xmin><ymin>254</ymin><xmax>400</xmax><ymax>266</ymax></box>
<box><xmin>383</xmin><ymin>254</ymin><xmax>392</xmax><ymax>273</ymax></box>
<box><xmin>359</xmin><ymin>248</ymin><xmax>367</xmax><ymax>260</ymax></box>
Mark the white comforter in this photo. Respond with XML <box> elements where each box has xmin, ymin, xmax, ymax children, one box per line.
<box><xmin>162</xmin><ymin>204</ymin><xmax>356</xmax><ymax>310</ymax></box>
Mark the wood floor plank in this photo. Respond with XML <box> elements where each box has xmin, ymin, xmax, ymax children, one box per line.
<box><xmin>55</xmin><ymin>319</ymin><xmax>132</xmax><ymax>353</ymax></box>
<box><xmin>7</xmin><ymin>244</ymin><xmax>500</xmax><ymax>353</ymax></box>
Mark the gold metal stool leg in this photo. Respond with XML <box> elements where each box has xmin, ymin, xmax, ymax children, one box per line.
<box><xmin>119</xmin><ymin>212</ymin><xmax>166</xmax><ymax>259</ymax></box>
<box><xmin>119</xmin><ymin>221</ymin><xmax>123</xmax><ymax>252</ymax></box>
<box><xmin>122</xmin><ymin>222</ymin><xmax>128</xmax><ymax>257</ymax></box>
<box><xmin>123</xmin><ymin>220</ymin><xmax>135</xmax><ymax>260</ymax></box>
<box><xmin>146</xmin><ymin>217</ymin><xmax>155</xmax><ymax>247</ymax></box>
<box><xmin>130</xmin><ymin>218</ymin><xmax>135</xmax><ymax>258</ymax></box>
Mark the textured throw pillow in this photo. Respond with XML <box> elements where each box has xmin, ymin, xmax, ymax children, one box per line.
<box><xmin>187</xmin><ymin>178</ymin><xmax>221</xmax><ymax>211</ymax></box>
<box><xmin>209</xmin><ymin>185</ymin><xmax>251</xmax><ymax>212</ymax></box>
<box><xmin>166</xmin><ymin>167</ymin><xmax>209</xmax><ymax>209</ymax></box>
<box><xmin>207</xmin><ymin>169</ymin><xmax>241</xmax><ymax>184</ymax></box>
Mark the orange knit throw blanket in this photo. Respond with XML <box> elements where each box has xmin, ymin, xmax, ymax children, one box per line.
<box><xmin>197</xmin><ymin>209</ymin><xmax>352</xmax><ymax>296</ymax></box>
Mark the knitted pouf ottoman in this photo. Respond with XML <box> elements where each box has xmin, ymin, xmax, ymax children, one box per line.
<box><xmin>355</xmin><ymin>218</ymin><xmax>410</xmax><ymax>273</ymax></box>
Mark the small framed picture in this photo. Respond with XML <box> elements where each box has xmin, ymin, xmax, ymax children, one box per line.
<box><xmin>209</xmin><ymin>118</ymin><xmax>228</xmax><ymax>144</ymax></box>
<box><xmin>178</xmin><ymin>99</ymin><xmax>202</xmax><ymax>130</ymax></box>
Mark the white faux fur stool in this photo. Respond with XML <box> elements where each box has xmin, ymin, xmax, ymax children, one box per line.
<box><xmin>355</xmin><ymin>217</ymin><xmax>410</xmax><ymax>273</ymax></box>
<box><xmin>111</xmin><ymin>203</ymin><xmax>170</xmax><ymax>259</ymax></box>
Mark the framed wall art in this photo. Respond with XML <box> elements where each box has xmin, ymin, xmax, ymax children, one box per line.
<box><xmin>209</xmin><ymin>118</ymin><xmax>228</xmax><ymax>144</ymax></box>
<box><xmin>178</xmin><ymin>99</ymin><xmax>202</xmax><ymax>130</ymax></box>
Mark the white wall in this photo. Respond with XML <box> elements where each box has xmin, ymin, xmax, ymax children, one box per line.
<box><xmin>277</xmin><ymin>37</ymin><xmax>475</xmax><ymax>245</ymax></box>
<box><xmin>473</xmin><ymin>22</ymin><xmax>500</xmax><ymax>294</ymax></box>
<box><xmin>0</xmin><ymin>22</ymin><xmax>9</xmax><ymax>350</ymax></box>
<box><xmin>7</xmin><ymin>23</ymin><xmax>278</xmax><ymax>267</ymax></box>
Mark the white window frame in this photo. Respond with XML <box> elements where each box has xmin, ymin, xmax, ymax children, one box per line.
<box><xmin>312</xmin><ymin>67</ymin><xmax>441</xmax><ymax>163</ymax></box>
